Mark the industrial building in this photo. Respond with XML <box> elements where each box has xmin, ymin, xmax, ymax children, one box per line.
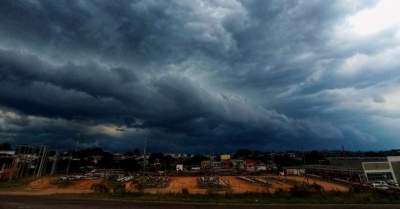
<box><xmin>304</xmin><ymin>157</ymin><xmax>388</xmax><ymax>183</ymax></box>
<box><xmin>362</xmin><ymin>156</ymin><xmax>400</xmax><ymax>185</ymax></box>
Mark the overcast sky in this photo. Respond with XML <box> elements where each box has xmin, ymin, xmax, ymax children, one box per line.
<box><xmin>1</xmin><ymin>0</ymin><xmax>400</xmax><ymax>152</ymax></box>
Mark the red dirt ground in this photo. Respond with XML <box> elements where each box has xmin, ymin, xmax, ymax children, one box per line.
<box><xmin>21</xmin><ymin>175</ymin><xmax>349</xmax><ymax>194</ymax></box>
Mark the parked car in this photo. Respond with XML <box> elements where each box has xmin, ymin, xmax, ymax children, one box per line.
<box><xmin>371</xmin><ymin>181</ymin><xmax>389</xmax><ymax>190</ymax></box>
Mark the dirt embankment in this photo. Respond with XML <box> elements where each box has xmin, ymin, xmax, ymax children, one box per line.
<box><xmin>275</xmin><ymin>176</ymin><xmax>349</xmax><ymax>192</ymax></box>
<box><xmin>223</xmin><ymin>175</ymin><xmax>349</xmax><ymax>193</ymax></box>
<box><xmin>222</xmin><ymin>176</ymin><xmax>269</xmax><ymax>193</ymax></box>
<box><xmin>145</xmin><ymin>176</ymin><xmax>207</xmax><ymax>194</ymax></box>
<box><xmin>26</xmin><ymin>177</ymin><xmax>100</xmax><ymax>194</ymax></box>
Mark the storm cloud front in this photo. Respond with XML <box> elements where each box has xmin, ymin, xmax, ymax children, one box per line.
<box><xmin>1</xmin><ymin>0</ymin><xmax>400</xmax><ymax>152</ymax></box>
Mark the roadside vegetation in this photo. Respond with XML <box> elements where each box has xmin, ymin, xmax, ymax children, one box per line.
<box><xmin>62</xmin><ymin>191</ymin><xmax>400</xmax><ymax>204</ymax></box>
<box><xmin>1</xmin><ymin>178</ymin><xmax>400</xmax><ymax>204</ymax></box>
<box><xmin>72</xmin><ymin>184</ymin><xmax>400</xmax><ymax>204</ymax></box>
<box><xmin>0</xmin><ymin>178</ymin><xmax>33</xmax><ymax>191</ymax></box>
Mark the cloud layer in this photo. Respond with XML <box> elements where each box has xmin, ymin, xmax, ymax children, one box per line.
<box><xmin>0</xmin><ymin>0</ymin><xmax>399</xmax><ymax>152</ymax></box>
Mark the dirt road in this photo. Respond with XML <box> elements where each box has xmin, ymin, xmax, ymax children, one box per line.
<box><xmin>0</xmin><ymin>195</ymin><xmax>399</xmax><ymax>209</ymax></box>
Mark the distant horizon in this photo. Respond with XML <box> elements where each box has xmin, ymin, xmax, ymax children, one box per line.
<box><xmin>2</xmin><ymin>142</ymin><xmax>400</xmax><ymax>155</ymax></box>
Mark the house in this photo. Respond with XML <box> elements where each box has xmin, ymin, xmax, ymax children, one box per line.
<box><xmin>232</xmin><ymin>160</ymin><xmax>244</xmax><ymax>170</ymax></box>
<box><xmin>255</xmin><ymin>164</ymin><xmax>267</xmax><ymax>172</ymax></box>
<box><xmin>222</xmin><ymin>160</ymin><xmax>233</xmax><ymax>169</ymax></box>
<box><xmin>201</xmin><ymin>160</ymin><xmax>211</xmax><ymax>170</ymax></box>
<box><xmin>212</xmin><ymin>161</ymin><xmax>223</xmax><ymax>169</ymax></box>
<box><xmin>244</xmin><ymin>159</ymin><xmax>256</xmax><ymax>172</ymax></box>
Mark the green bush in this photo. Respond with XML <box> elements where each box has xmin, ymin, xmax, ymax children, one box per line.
<box><xmin>113</xmin><ymin>184</ymin><xmax>126</xmax><ymax>194</ymax></box>
<box><xmin>91</xmin><ymin>183</ymin><xmax>110</xmax><ymax>193</ymax></box>
<box><xmin>289</xmin><ymin>183</ymin><xmax>324</xmax><ymax>197</ymax></box>
<box><xmin>182</xmin><ymin>187</ymin><xmax>189</xmax><ymax>195</ymax></box>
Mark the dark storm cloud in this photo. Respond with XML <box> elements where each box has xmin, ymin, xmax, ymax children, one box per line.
<box><xmin>0</xmin><ymin>0</ymin><xmax>399</xmax><ymax>151</ymax></box>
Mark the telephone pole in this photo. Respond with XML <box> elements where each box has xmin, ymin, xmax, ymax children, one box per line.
<box><xmin>36</xmin><ymin>146</ymin><xmax>48</xmax><ymax>177</ymax></box>
<box><xmin>143</xmin><ymin>138</ymin><xmax>147</xmax><ymax>174</ymax></box>
<box><xmin>50</xmin><ymin>151</ymin><xmax>58</xmax><ymax>176</ymax></box>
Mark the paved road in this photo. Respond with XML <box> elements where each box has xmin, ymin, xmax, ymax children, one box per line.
<box><xmin>0</xmin><ymin>195</ymin><xmax>400</xmax><ymax>209</ymax></box>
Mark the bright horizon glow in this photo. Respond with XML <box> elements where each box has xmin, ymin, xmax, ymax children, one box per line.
<box><xmin>348</xmin><ymin>0</ymin><xmax>400</xmax><ymax>35</ymax></box>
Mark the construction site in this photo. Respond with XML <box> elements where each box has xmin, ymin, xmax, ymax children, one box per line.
<box><xmin>1</xmin><ymin>144</ymin><xmax>400</xmax><ymax>196</ymax></box>
<box><xmin>5</xmin><ymin>173</ymin><xmax>349</xmax><ymax>195</ymax></box>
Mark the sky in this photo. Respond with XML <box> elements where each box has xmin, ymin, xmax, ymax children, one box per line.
<box><xmin>0</xmin><ymin>0</ymin><xmax>400</xmax><ymax>152</ymax></box>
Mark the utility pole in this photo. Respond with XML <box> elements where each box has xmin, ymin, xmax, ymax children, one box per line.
<box><xmin>34</xmin><ymin>146</ymin><xmax>43</xmax><ymax>177</ymax></box>
<box><xmin>143</xmin><ymin>138</ymin><xmax>147</xmax><ymax>174</ymax></box>
<box><xmin>66</xmin><ymin>133</ymin><xmax>81</xmax><ymax>175</ymax></box>
<box><xmin>50</xmin><ymin>151</ymin><xmax>58</xmax><ymax>176</ymax></box>
<box><xmin>66</xmin><ymin>150</ymin><xmax>72</xmax><ymax>175</ymax></box>
<box><xmin>26</xmin><ymin>145</ymin><xmax>33</xmax><ymax>177</ymax></box>
<box><xmin>15</xmin><ymin>145</ymin><xmax>23</xmax><ymax>178</ymax></box>
<box><xmin>341</xmin><ymin>145</ymin><xmax>345</xmax><ymax>157</ymax></box>
<box><xmin>36</xmin><ymin>146</ymin><xmax>47</xmax><ymax>177</ymax></box>
<box><xmin>20</xmin><ymin>146</ymin><xmax>27</xmax><ymax>178</ymax></box>
<box><xmin>42</xmin><ymin>148</ymin><xmax>49</xmax><ymax>176</ymax></box>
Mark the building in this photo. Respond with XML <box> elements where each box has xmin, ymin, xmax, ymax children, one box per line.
<box><xmin>362</xmin><ymin>156</ymin><xmax>400</xmax><ymax>185</ymax></box>
<box><xmin>212</xmin><ymin>161</ymin><xmax>223</xmax><ymax>169</ymax></box>
<box><xmin>0</xmin><ymin>151</ymin><xmax>17</xmax><ymax>180</ymax></box>
<box><xmin>231</xmin><ymin>159</ymin><xmax>244</xmax><ymax>170</ymax></box>
<box><xmin>220</xmin><ymin>154</ymin><xmax>231</xmax><ymax>161</ymax></box>
<box><xmin>222</xmin><ymin>160</ymin><xmax>233</xmax><ymax>169</ymax></box>
<box><xmin>287</xmin><ymin>153</ymin><xmax>296</xmax><ymax>158</ymax></box>
<box><xmin>389</xmin><ymin>156</ymin><xmax>400</xmax><ymax>185</ymax></box>
<box><xmin>244</xmin><ymin>159</ymin><xmax>256</xmax><ymax>172</ymax></box>
<box><xmin>191</xmin><ymin>166</ymin><xmax>201</xmax><ymax>171</ymax></box>
<box><xmin>328</xmin><ymin>156</ymin><xmax>386</xmax><ymax>170</ymax></box>
<box><xmin>176</xmin><ymin>164</ymin><xmax>184</xmax><ymax>172</ymax></box>
<box><xmin>305</xmin><ymin>164</ymin><xmax>364</xmax><ymax>182</ymax></box>
<box><xmin>304</xmin><ymin>156</ymin><xmax>388</xmax><ymax>183</ymax></box>
<box><xmin>283</xmin><ymin>167</ymin><xmax>305</xmax><ymax>176</ymax></box>
<box><xmin>201</xmin><ymin>160</ymin><xmax>211</xmax><ymax>170</ymax></box>
<box><xmin>255</xmin><ymin>164</ymin><xmax>267</xmax><ymax>172</ymax></box>
<box><xmin>0</xmin><ymin>151</ymin><xmax>15</xmax><ymax>155</ymax></box>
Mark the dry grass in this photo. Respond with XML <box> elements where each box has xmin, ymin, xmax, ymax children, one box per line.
<box><xmin>145</xmin><ymin>176</ymin><xmax>207</xmax><ymax>194</ymax></box>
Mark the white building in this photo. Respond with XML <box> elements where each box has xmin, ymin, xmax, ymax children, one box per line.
<box><xmin>362</xmin><ymin>156</ymin><xmax>400</xmax><ymax>185</ymax></box>
<box><xmin>176</xmin><ymin>164</ymin><xmax>184</xmax><ymax>172</ymax></box>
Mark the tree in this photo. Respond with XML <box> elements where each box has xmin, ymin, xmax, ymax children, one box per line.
<box><xmin>184</xmin><ymin>155</ymin><xmax>207</xmax><ymax>166</ymax></box>
<box><xmin>304</xmin><ymin>150</ymin><xmax>325</xmax><ymax>164</ymax></box>
<box><xmin>234</xmin><ymin>149</ymin><xmax>253</xmax><ymax>159</ymax></box>
<box><xmin>149</xmin><ymin>153</ymin><xmax>164</xmax><ymax>163</ymax></box>
<box><xmin>274</xmin><ymin>155</ymin><xmax>301</xmax><ymax>168</ymax></box>
<box><xmin>120</xmin><ymin>158</ymin><xmax>140</xmax><ymax>171</ymax></box>
<box><xmin>98</xmin><ymin>152</ymin><xmax>114</xmax><ymax>169</ymax></box>
<box><xmin>76</xmin><ymin>148</ymin><xmax>105</xmax><ymax>158</ymax></box>
<box><xmin>133</xmin><ymin>148</ymin><xmax>141</xmax><ymax>156</ymax></box>
<box><xmin>0</xmin><ymin>142</ymin><xmax>12</xmax><ymax>150</ymax></box>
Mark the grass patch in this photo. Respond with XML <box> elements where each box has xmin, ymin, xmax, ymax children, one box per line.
<box><xmin>55</xmin><ymin>190</ymin><xmax>400</xmax><ymax>204</ymax></box>
<box><xmin>0</xmin><ymin>177</ymin><xmax>34</xmax><ymax>190</ymax></box>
